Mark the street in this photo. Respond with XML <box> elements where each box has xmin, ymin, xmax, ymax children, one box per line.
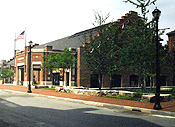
<box><xmin>0</xmin><ymin>90</ymin><xmax>175</xmax><ymax>127</ymax></box>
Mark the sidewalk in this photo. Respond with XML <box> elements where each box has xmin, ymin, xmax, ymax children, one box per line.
<box><xmin>0</xmin><ymin>85</ymin><xmax>175</xmax><ymax>116</ymax></box>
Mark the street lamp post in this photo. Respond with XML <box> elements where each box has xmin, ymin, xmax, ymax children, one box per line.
<box><xmin>27</xmin><ymin>41</ymin><xmax>33</xmax><ymax>93</ymax></box>
<box><xmin>152</xmin><ymin>8</ymin><xmax>162</xmax><ymax>110</ymax></box>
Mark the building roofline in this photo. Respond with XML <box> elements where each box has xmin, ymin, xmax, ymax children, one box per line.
<box><xmin>33</xmin><ymin>10</ymin><xmax>138</xmax><ymax>50</ymax></box>
<box><xmin>167</xmin><ymin>30</ymin><xmax>175</xmax><ymax>37</ymax></box>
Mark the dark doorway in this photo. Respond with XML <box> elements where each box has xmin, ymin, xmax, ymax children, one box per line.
<box><xmin>53</xmin><ymin>73</ymin><xmax>60</xmax><ymax>85</ymax></box>
<box><xmin>130</xmin><ymin>75</ymin><xmax>138</xmax><ymax>87</ymax></box>
<box><xmin>90</xmin><ymin>74</ymin><xmax>99</xmax><ymax>88</ymax></box>
<box><xmin>20</xmin><ymin>68</ymin><xmax>24</xmax><ymax>82</ymax></box>
<box><xmin>18</xmin><ymin>66</ymin><xmax>24</xmax><ymax>85</ymax></box>
<box><xmin>66</xmin><ymin>72</ymin><xmax>69</xmax><ymax>86</ymax></box>
<box><xmin>111</xmin><ymin>75</ymin><xmax>121</xmax><ymax>87</ymax></box>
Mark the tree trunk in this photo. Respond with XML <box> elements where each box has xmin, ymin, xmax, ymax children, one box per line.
<box><xmin>110</xmin><ymin>76</ymin><xmax>112</xmax><ymax>89</ymax></box>
<box><xmin>143</xmin><ymin>76</ymin><xmax>147</xmax><ymax>92</ymax></box>
<box><xmin>150</xmin><ymin>77</ymin><xmax>153</xmax><ymax>90</ymax></box>
<box><xmin>98</xmin><ymin>74</ymin><xmax>102</xmax><ymax>90</ymax></box>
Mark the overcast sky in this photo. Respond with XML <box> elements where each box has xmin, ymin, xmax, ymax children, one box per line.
<box><xmin>0</xmin><ymin>0</ymin><xmax>174</xmax><ymax>60</ymax></box>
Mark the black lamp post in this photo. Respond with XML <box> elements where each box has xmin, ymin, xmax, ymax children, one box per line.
<box><xmin>152</xmin><ymin>8</ymin><xmax>162</xmax><ymax>110</ymax></box>
<box><xmin>27</xmin><ymin>41</ymin><xmax>33</xmax><ymax>93</ymax></box>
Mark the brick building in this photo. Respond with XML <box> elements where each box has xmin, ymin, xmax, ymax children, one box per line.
<box><xmin>167</xmin><ymin>30</ymin><xmax>175</xmax><ymax>85</ymax></box>
<box><xmin>14</xmin><ymin>36</ymin><xmax>80</xmax><ymax>87</ymax></box>
<box><xmin>167</xmin><ymin>30</ymin><xmax>175</xmax><ymax>52</ymax></box>
<box><xmin>0</xmin><ymin>59</ymin><xmax>14</xmax><ymax>84</ymax></box>
<box><xmin>14</xmin><ymin>11</ymin><xmax>173</xmax><ymax>88</ymax></box>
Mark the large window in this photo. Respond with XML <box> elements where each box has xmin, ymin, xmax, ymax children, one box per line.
<box><xmin>111</xmin><ymin>74</ymin><xmax>121</xmax><ymax>87</ymax></box>
<box><xmin>53</xmin><ymin>73</ymin><xmax>60</xmax><ymax>85</ymax></box>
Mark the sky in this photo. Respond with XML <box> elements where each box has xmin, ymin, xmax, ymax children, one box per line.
<box><xmin>0</xmin><ymin>0</ymin><xmax>174</xmax><ymax>61</ymax></box>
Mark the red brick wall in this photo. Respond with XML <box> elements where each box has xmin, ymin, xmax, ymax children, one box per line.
<box><xmin>77</xmin><ymin>46</ymin><xmax>92</xmax><ymax>87</ymax></box>
<box><xmin>169</xmin><ymin>36</ymin><xmax>175</xmax><ymax>53</ymax></box>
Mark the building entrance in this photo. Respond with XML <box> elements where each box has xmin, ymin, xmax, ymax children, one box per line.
<box><xmin>18</xmin><ymin>66</ymin><xmax>24</xmax><ymax>85</ymax></box>
<box><xmin>53</xmin><ymin>73</ymin><xmax>60</xmax><ymax>85</ymax></box>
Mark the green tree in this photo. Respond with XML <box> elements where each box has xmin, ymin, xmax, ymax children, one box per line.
<box><xmin>42</xmin><ymin>48</ymin><xmax>76</xmax><ymax>84</ymax></box>
<box><xmin>42</xmin><ymin>53</ymin><xmax>56</xmax><ymax>73</ymax></box>
<box><xmin>82</xmin><ymin>11</ymin><xmax>120</xmax><ymax>89</ymax></box>
<box><xmin>55</xmin><ymin>48</ymin><xmax>76</xmax><ymax>70</ymax></box>
<box><xmin>161</xmin><ymin>44</ymin><xmax>175</xmax><ymax>85</ymax></box>
<box><xmin>119</xmin><ymin>0</ymin><xmax>158</xmax><ymax>88</ymax></box>
<box><xmin>0</xmin><ymin>67</ymin><xmax>14</xmax><ymax>82</ymax></box>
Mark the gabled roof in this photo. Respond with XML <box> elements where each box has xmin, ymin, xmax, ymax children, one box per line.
<box><xmin>33</xmin><ymin>31</ymin><xmax>94</xmax><ymax>50</ymax></box>
<box><xmin>33</xmin><ymin>11</ymin><xmax>138</xmax><ymax>51</ymax></box>
<box><xmin>33</xmin><ymin>25</ymin><xmax>99</xmax><ymax>50</ymax></box>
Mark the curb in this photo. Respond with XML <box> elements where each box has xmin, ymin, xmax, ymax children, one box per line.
<box><xmin>1</xmin><ymin>89</ymin><xmax>175</xmax><ymax>117</ymax></box>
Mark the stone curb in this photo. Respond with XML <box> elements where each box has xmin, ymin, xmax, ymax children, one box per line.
<box><xmin>1</xmin><ymin>89</ymin><xmax>175</xmax><ymax>117</ymax></box>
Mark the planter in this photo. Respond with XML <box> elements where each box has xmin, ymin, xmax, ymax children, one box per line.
<box><xmin>141</xmin><ymin>94</ymin><xmax>172</xmax><ymax>103</ymax></box>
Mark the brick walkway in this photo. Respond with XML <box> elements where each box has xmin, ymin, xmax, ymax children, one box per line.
<box><xmin>0</xmin><ymin>85</ymin><xmax>175</xmax><ymax>112</ymax></box>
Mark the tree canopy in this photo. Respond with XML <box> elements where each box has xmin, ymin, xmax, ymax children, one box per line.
<box><xmin>82</xmin><ymin>11</ymin><xmax>121</xmax><ymax>89</ymax></box>
<box><xmin>42</xmin><ymin>48</ymin><xmax>76</xmax><ymax>73</ymax></box>
<box><xmin>118</xmin><ymin>0</ymin><xmax>158</xmax><ymax>87</ymax></box>
<box><xmin>0</xmin><ymin>67</ymin><xmax>14</xmax><ymax>79</ymax></box>
<box><xmin>83</xmin><ymin>0</ymin><xmax>166</xmax><ymax>89</ymax></box>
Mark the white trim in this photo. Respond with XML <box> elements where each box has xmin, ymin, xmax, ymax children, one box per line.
<box><xmin>17</xmin><ymin>63</ymin><xmax>24</xmax><ymax>66</ymax></box>
<box><xmin>32</xmin><ymin>61</ymin><xmax>42</xmax><ymax>65</ymax></box>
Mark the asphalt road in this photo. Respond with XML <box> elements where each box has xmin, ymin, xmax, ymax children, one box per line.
<box><xmin>0</xmin><ymin>90</ymin><xmax>175</xmax><ymax>127</ymax></box>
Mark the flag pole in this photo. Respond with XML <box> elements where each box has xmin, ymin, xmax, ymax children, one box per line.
<box><xmin>25</xmin><ymin>27</ymin><xmax>27</xmax><ymax>72</ymax></box>
<box><xmin>14</xmin><ymin>33</ymin><xmax>16</xmax><ymax>73</ymax></box>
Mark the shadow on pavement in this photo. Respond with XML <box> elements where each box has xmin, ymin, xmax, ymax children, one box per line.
<box><xmin>0</xmin><ymin>98</ymin><xmax>163</xmax><ymax>127</ymax></box>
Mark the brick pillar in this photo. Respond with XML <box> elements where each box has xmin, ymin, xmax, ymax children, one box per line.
<box><xmin>77</xmin><ymin>46</ymin><xmax>81</xmax><ymax>87</ymax></box>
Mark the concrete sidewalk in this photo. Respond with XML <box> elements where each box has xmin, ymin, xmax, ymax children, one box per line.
<box><xmin>0</xmin><ymin>85</ymin><xmax>175</xmax><ymax>116</ymax></box>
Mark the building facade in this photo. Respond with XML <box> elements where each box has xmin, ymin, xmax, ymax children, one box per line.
<box><xmin>14</xmin><ymin>42</ymin><xmax>77</xmax><ymax>87</ymax></box>
<box><xmin>13</xmin><ymin>11</ymin><xmax>174</xmax><ymax>88</ymax></box>
<box><xmin>167</xmin><ymin>30</ymin><xmax>175</xmax><ymax>85</ymax></box>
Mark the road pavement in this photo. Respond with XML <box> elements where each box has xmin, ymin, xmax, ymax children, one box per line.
<box><xmin>0</xmin><ymin>90</ymin><xmax>175</xmax><ymax>127</ymax></box>
<box><xmin>1</xmin><ymin>85</ymin><xmax>175</xmax><ymax>115</ymax></box>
